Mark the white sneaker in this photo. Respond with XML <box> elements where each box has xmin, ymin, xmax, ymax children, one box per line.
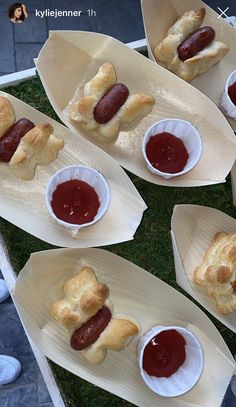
<box><xmin>0</xmin><ymin>279</ymin><xmax>9</xmax><ymax>302</ymax></box>
<box><xmin>231</xmin><ymin>375</ymin><xmax>236</xmax><ymax>397</ymax></box>
<box><xmin>0</xmin><ymin>355</ymin><xmax>21</xmax><ymax>385</ymax></box>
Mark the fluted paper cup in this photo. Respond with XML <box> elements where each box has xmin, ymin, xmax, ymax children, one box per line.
<box><xmin>220</xmin><ymin>70</ymin><xmax>236</xmax><ymax>120</ymax></box>
<box><xmin>142</xmin><ymin>119</ymin><xmax>202</xmax><ymax>179</ymax></box>
<box><xmin>137</xmin><ymin>325</ymin><xmax>203</xmax><ymax>397</ymax></box>
<box><xmin>35</xmin><ymin>30</ymin><xmax>236</xmax><ymax>186</ymax></box>
<box><xmin>13</xmin><ymin>248</ymin><xmax>235</xmax><ymax>407</ymax></box>
<box><xmin>45</xmin><ymin>165</ymin><xmax>110</xmax><ymax>231</ymax></box>
<box><xmin>141</xmin><ymin>0</ymin><xmax>236</xmax><ymax>132</ymax></box>
<box><xmin>0</xmin><ymin>91</ymin><xmax>146</xmax><ymax>248</ymax></box>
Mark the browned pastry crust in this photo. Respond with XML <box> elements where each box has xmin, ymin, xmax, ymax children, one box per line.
<box><xmin>194</xmin><ymin>232</ymin><xmax>236</xmax><ymax>314</ymax></box>
<box><xmin>83</xmin><ymin>317</ymin><xmax>139</xmax><ymax>364</ymax></box>
<box><xmin>50</xmin><ymin>266</ymin><xmax>110</xmax><ymax>328</ymax></box>
<box><xmin>69</xmin><ymin>63</ymin><xmax>155</xmax><ymax>143</ymax></box>
<box><xmin>0</xmin><ymin>96</ymin><xmax>15</xmax><ymax>138</ymax></box>
<box><xmin>50</xmin><ymin>266</ymin><xmax>140</xmax><ymax>364</ymax></box>
<box><xmin>154</xmin><ymin>8</ymin><xmax>229</xmax><ymax>82</ymax></box>
<box><xmin>9</xmin><ymin>123</ymin><xmax>64</xmax><ymax>180</ymax></box>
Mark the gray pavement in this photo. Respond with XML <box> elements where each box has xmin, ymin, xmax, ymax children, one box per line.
<box><xmin>1</xmin><ymin>0</ymin><xmax>236</xmax><ymax>76</ymax></box>
<box><xmin>0</xmin><ymin>271</ymin><xmax>53</xmax><ymax>407</ymax></box>
<box><xmin>0</xmin><ymin>0</ymin><xmax>145</xmax><ymax>75</ymax></box>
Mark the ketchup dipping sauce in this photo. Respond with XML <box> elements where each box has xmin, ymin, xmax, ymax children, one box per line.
<box><xmin>138</xmin><ymin>325</ymin><xmax>204</xmax><ymax>397</ymax></box>
<box><xmin>45</xmin><ymin>165</ymin><xmax>110</xmax><ymax>230</ymax></box>
<box><xmin>228</xmin><ymin>81</ymin><xmax>236</xmax><ymax>107</ymax></box>
<box><xmin>145</xmin><ymin>132</ymin><xmax>189</xmax><ymax>174</ymax></box>
<box><xmin>142</xmin><ymin>119</ymin><xmax>202</xmax><ymax>179</ymax></box>
<box><xmin>51</xmin><ymin>179</ymin><xmax>99</xmax><ymax>225</ymax></box>
<box><xmin>143</xmin><ymin>329</ymin><xmax>186</xmax><ymax>378</ymax></box>
<box><xmin>220</xmin><ymin>70</ymin><xmax>236</xmax><ymax>120</ymax></box>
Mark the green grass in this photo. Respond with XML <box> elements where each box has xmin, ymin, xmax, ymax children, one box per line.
<box><xmin>1</xmin><ymin>76</ymin><xmax>235</xmax><ymax>407</ymax></box>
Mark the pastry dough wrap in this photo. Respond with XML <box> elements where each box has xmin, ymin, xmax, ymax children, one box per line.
<box><xmin>154</xmin><ymin>8</ymin><xmax>229</xmax><ymax>82</ymax></box>
<box><xmin>0</xmin><ymin>97</ymin><xmax>64</xmax><ymax>180</ymax></box>
<box><xmin>0</xmin><ymin>96</ymin><xmax>15</xmax><ymax>138</ymax></box>
<box><xmin>195</xmin><ymin>232</ymin><xmax>236</xmax><ymax>314</ymax></box>
<box><xmin>82</xmin><ymin>317</ymin><xmax>139</xmax><ymax>364</ymax></box>
<box><xmin>51</xmin><ymin>266</ymin><xmax>111</xmax><ymax>328</ymax></box>
<box><xmin>69</xmin><ymin>63</ymin><xmax>155</xmax><ymax>143</ymax></box>
<box><xmin>9</xmin><ymin>123</ymin><xmax>64</xmax><ymax>180</ymax></box>
<box><xmin>51</xmin><ymin>266</ymin><xmax>139</xmax><ymax>363</ymax></box>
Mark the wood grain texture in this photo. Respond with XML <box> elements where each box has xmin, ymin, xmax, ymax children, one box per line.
<box><xmin>0</xmin><ymin>91</ymin><xmax>146</xmax><ymax>248</ymax></box>
<box><xmin>13</xmin><ymin>248</ymin><xmax>235</xmax><ymax>407</ymax></box>
<box><xmin>171</xmin><ymin>204</ymin><xmax>236</xmax><ymax>332</ymax></box>
<box><xmin>35</xmin><ymin>30</ymin><xmax>236</xmax><ymax>186</ymax></box>
<box><xmin>142</xmin><ymin>0</ymin><xmax>236</xmax><ymax>130</ymax></box>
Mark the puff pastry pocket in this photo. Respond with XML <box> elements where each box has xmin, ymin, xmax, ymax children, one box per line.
<box><xmin>0</xmin><ymin>96</ymin><xmax>15</xmax><ymax>138</ymax></box>
<box><xmin>195</xmin><ymin>232</ymin><xmax>236</xmax><ymax>314</ymax></box>
<box><xmin>69</xmin><ymin>63</ymin><xmax>155</xmax><ymax>143</ymax></box>
<box><xmin>50</xmin><ymin>266</ymin><xmax>111</xmax><ymax>328</ymax></box>
<box><xmin>9</xmin><ymin>123</ymin><xmax>64</xmax><ymax>180</ymax></box>
<box><xmin>82</xmin><ymin>317</ymin><xmax>139</xmax><ymax>364</ymax></box>
<box><xmin>154</xmin><ymin>8</ymin><xmax>229</xmax><ymax>82</ymax></box>
<box><xmin>51</xmin><ymin>266</ymin><xmax>139</xmax><ymax>364</ymax></box>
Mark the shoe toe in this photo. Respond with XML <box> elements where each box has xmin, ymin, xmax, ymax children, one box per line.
<box><xmin>0</xmin><ymin>356</ymin><xmax>21</xmax><ymax>385</ymax></box>
<box><xmin>0</xmin><ymin>280</ymin><xmax>10</xmax><ymax>302</ymax></box>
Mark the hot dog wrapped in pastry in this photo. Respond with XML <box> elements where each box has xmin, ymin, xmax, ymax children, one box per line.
<box><xmin>9</xmin><ymin>123</ymin><xmax>64</xmax><ymax>180</ymax></box>
<box><xmin>154</xmin><ymin>8</ymin><xmax>229</xmax><ymax>82</ymax></box>
<box><xmin>50</xmin><ymin>266</ymin><xmax>111</xmax><ymax>328</ymax></box>
<box><xmin>194</xmin><ymin>232</ymin><xmax>236</xmax><ymax>314</ymax></box>
<box><xmin>68</xmin><ymin>63</ymin><xmax>155</xmax><ymax>143</ymax></box>
<box><xmin>50</xmin><ymin>266</ymin><xmax>140</xmax><ymax>364</ymax></box>
<box><xmin>0</xmin><ymin>96</ymin><xmax>64</xmax><ymax>180</ymax></box>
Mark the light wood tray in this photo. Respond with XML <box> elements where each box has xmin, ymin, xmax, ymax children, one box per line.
<box><xmin>171</xmin><ymin>204</ymin><xmax>236</xmax><ymax>332</ymax></box>
<box><xmin>35</xmin><ymin>31</ymin><xmax>236</xmax><ymax>187</ymax></box>
<box><xmin>13</xmin><ymin>248</ymin><xmax>235</xmax><ymax>407</ymax></box>
<box><xmin>141</xmin><ymin>0</ymin><xmax>236</xmax><ymax>131</ymax></box>
<box><xmin>0</xmin><ymin>91</ymin><xmax>146</xmax><ymax>248</ymax></box>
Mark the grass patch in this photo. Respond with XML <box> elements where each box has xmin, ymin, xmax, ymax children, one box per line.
<box><xmin>1</xmin><ymin>76</ymin><xmax>235</xmax><ymax>406</ymax></box>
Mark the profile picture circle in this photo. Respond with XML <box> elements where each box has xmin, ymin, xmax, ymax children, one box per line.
<box><xmin>8</xmin><ymin>3</ymin><xmax>28</xmax><ymax>23</ymax></box>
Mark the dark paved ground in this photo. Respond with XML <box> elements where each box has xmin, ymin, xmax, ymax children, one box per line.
<box><xmin>0</xmin><ymin>271</ymin><xmax>53</xmax><ymax>407</ymax></box>
<box><xmin>0</xmin><ymin>0</ymin><xmax>145</xmax><ymax>75</ymax></box>
<box><xmin>0</xmin><ymin>0</ymin><xmax>236</xmax><ymax>76</ymax></box>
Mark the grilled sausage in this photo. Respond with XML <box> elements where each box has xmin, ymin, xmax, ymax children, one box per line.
<box><xmin>70</xmin><ymin>306</ymin><xmax>112</xmax><ymax>350</ymax></box>
<box><xmin>178</xmin><ymin>26</ymin><xmax>215</xmax><ymax>61</ymax></box>
<box><xmin>0</xmin><ymin>118</ymin><xmax>34</xmax><ymax>162</ymax></box>
<box><xmin>94</xmin><ymin>83</ymin><xmax>129</xmax><ymax>124</ymax></box>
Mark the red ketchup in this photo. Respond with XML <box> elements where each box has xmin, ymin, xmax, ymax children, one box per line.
<box><xmin>145</xmin><ymin>132</ymin><xmax>189</xmax><ymax>174</ymax></box>
<box><xmin>228</xmin><ymin>82</ymin><xmax>236</xmax><ymax>106</ymax></box>
<box><xmin>51</xmin><ymin>179</ymin><xmax>100</xmax><ymax>225</ymax></box>
<box><xmin>143</xmin><ymin>329</ymin><xmax>186</xmax><ymax>378</ymax></box>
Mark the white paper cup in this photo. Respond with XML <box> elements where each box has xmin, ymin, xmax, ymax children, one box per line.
<box><xmin>45</xmin><ymin>165</ymin><xmax>110</xmax><ymax>231</ymax></box>
<box><xmin>142</xmin><ymin>119</ymin><xmax>202</xmax><ymax>179</ymax></box>
<box><xmin>220</xmin><ymin>70</ymin><xmax>236</xmax><ymax>120</ymax></box>
<box><xmin>137</xmin><ymin>325</ymin><xmax>204</xmax><ymax>398</ymax></box>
